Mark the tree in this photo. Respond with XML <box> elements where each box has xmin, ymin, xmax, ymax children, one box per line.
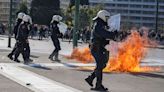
<box><xmin>62</xmin><ymin>4</ymin><xmax>103</xmax><ymax>30</ymax></box>
<box><xmin>62</xmin><ymin>5</ymin><xmax>75</xmax><ymax>28</ymax></box>
<box><xmin>30</xmin><ymin>0</ymin><xmax>60</xmax><ymax>25</ymax></box>
<box><xmin>87</xmin><ymin>5</ymin><xmax>103</xmax><ymax>29</ymax></box>
<box><xmin>79</xmin><ymin>8</ymin><xmax>90</xmax><ymax>29</ymax></box>
<box><xmin>18</xmin><ymin>1</ymin><xmax>28</xmax><ymax>14</ymax></box>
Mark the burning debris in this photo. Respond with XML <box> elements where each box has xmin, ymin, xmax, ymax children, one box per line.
<box><xmin>106</xmin><ymin>31</ymin><xmax>159</xmax><ymax>72</ymax></box>
<box><xmin>66</xmin><ymin>31</ymin><xmax>160</xmax><ymax>72</ymax></box>
<box><xmin>65</xmin><ymin>47</ymin><xmax>94</xmax><ymax>63</ymax></box>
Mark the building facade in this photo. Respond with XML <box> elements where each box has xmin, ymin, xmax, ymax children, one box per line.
<box><xmin>0</xmin><ymin>0</ymin><xmax>22</xmax><ymax>24</ymax></box>
<box><xmin>89</xmin><ymin>0</ymin><xmax>164</xmax><ymax>30</ymax></box>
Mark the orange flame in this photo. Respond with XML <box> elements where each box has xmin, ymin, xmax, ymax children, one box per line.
<box><xmin>66</xmin><ymin>31</ymin><xmax>160</xmax><ymax>72</ymax></box>
<box><xmin>106</xmin><ymin>31</ymin><xmax>159</xmax><ymax>72</ymax></box>
<box><xmin>65</xmin><ymin>47</ymin><xmax>94</xmax><ymax>63</ymax></box>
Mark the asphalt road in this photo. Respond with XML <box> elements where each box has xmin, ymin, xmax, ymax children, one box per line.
<box><xmin>24</xmin><ymin>65</ymin><xmax>164</xmax><ymax>92</ymax></box>
<box><xmin>0</xmin><ymin>44</ymin><xmax>164</xmax><ymax>92</ymax></box>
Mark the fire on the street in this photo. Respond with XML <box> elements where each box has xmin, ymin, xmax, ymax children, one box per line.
<box><xmin>66</xmin><ymin>31</ymin><xmax>160</xmax><ymax>72</ymax></box>
<box><xmin>65</xmin><ymin>47</ymin><xmax>94</xmax><ymax>63</ymax></box>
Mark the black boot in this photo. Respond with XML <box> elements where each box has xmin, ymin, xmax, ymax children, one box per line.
<box><xmin>14</xmin><ymin>59</ymin><xmax>21</xmax><ymax>63</ymax></box>
<box><xmin>49</xmin><ymin>55</ymin><xmax>54</xmax><ymax>61</ymax></box>
<box><xmin>49</xmin><ymin>51</ymin><xmax>56</xmax><ymax>61</ymax></box>
<box><xmin>91</xmin><ymin>70</ymin><xmax>108</xmax><ymax>91</ymax></box>
<box><xmin>7</xmin><ymin>54</ymin><xmax>13</xmax><ymax>60</ymax></box>
<box><xmin>24</xmin><ymin>59</ymin><xmax>30</xmax><ymax>65</ymax></box>
<box><xmin>91</xmin><ymin>84</ymin><xmax>108</xmax><ymax>91</ymax></box>
<box><xmin>85</xmin><ymin>76</ymin><xmax>94</xmax><ymax>87</ymax></box>
<box><xmin>54</xmin><ymin>52</ymin><xmax>61</xmax><ymax>62</ymax></box>
<box><xmin>85</xmin><ymin>72</ymin><xmax>95</xmax><ymax>87</ymax></box>
<box><xmin>29</xmin><ymin>58</ymin><xmax>33</xmax><ymax>62</ymax></box>
<box><xmin>24</xmin><ymin>62</ymin><xmax>29</xmax><ymax>65</ymax></box>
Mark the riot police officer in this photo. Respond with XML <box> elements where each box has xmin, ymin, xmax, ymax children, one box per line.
<box><xmin>14</xmin><ymin>15</ymin><xmax>32</xmax><ymax>64</ymax></box>
<box><xmin>85</xmin><ymin>10</ymin><xmax>120</xmax><ymax>91</ymax></box>
<box><xmin>7</xmin><ymin>12</ymin><xmax>25</xmax><ymax>62</ymax></box>
<box><xmin>49</xmin><ymin>15</ymin><xmax>62</xmax><ymax>62</ymax></box>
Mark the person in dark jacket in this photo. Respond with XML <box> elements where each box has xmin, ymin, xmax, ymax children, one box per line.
<box><xmin>7</xmin><ymin>12</ymin><xmax>25</xmax><ymax>62</ymax></box>
<box><xmin>14</xmin><ymin>15</ymin><xmax>32</xmax><ymax>64</ymax></box>
<box><xmin>85</xmin><ymin>10</ymin><xmax>121</xmax><ymax>91</ymax></box>
<box><xmin>49</xmin><ymin>15</ymin><xmax>62</xmax><ymax>62</ymax></box>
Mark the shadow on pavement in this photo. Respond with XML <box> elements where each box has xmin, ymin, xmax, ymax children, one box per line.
<box><xmin>0</xmin><ymin>38</ymin><xmax>4</xmax><ymax>40</ymax></box>
<box><xmin>28</xmin><ymin>63</ymin><xmax>52</xmax><ymax>70</ymax></box>
<box><xmin>60</xmin><ymin>62</ymin><xmax>78</xmax><ymax>68</ymax></box>
<box><xmin>30</xmin><ymin>55</ymin><xmax>39</xmax><ymax>58</ymax></box>
<box><xmin>130</xmin><ymin>72</ymin><xmax>164</xmax><ymax>79</ymax></box>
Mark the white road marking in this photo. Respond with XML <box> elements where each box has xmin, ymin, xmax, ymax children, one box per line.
<box><xmin>141</xmin><ymin>63</ymin><xmax>164</xmax><ymax>66</ymax></box>
<box><xmin>141</xmin><ymin>59</ymin><xmax>164</xmax><ymax>66</ymax></box>
<box><xmin>0</xmin><ymin>63</ymin><xmax>82</xmax><ymax>92</ymax></box>
<box><xmin>142</xmin><ymin>59</ymin><xmax>164</xmax><ymax>63</ymax></box>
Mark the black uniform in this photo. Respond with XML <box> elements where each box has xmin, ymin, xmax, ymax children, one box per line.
<box><xmin>85</xmin><ymin>18</ymin><xmax>119</xmax><ymax>91</ymax></box>
<box><xmin>49</xmin><ymin>21</ymin><xmax>61</xmax><ymax>61</ymax></box>
<box><xmin>8</xmin><ymin>19</ymin><xmax>22</xmax><ymax>60</ymax></box>
<box><xmin>14</xmin><ymin>22</ymin><xmax>30</xmax><ymax>64</ymax></box>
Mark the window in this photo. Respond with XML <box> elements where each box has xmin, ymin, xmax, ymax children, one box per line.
<box><xmin>105</xmin><ymin>3</ymin><xmax>115</xmax><ymax>7</ymax></box>
<box><xmin>142</xmin><ymin>17</ymin><xmax>154</xmax><ymax>21</ymax></box>
<box><xmin>160</xmin><ymin>6</ymin><xmax>164</xmax><ymax>9</ymax></box>
<box><xmin>130</xmin><ymin>5</ymin><xmax>141</xmax><ymax>8</ymax></box>
<box><xmin>158</xmin><ymin>18</ymin><xmax>164</xmax><ymax>22</ymax></box>
<box><xmin>117</xmin><ymin>4</ymin><xmax>128</xmax><ymax>7</ymax></box>
<box><xmin>130</xmin><ymin>10</ymin><xmax>141</xmax><ymax>14</ymax></box>
<box><xmin>143</xmin><ymin>5</ymin><xmax>155</xmax><ymax>9</ymax></box>
<box><xmin>111</xmin><ymin>9</ymin><xmax>116</xmax><ymax>13</ymax></box>
<box><xmin>159</xmin><ymin>12</ymin><xmax>164</xmax><ymax>15</ymax></box>
<box><xmin>130</xmin><ymin>16</ymin><xmax>141</xmax><ymax>20</ymax></box>
<box><xmin>117</xmin><ymin>0</ymin><xmax>129</xmax><ymax>1</ymax></box>
<box><xmin>122</xmin><ymin>16</ymin><xmax>129</xmax><ymax>19</ymax></box>
<box><xmin>131</xmin><ymin>0</ymin><xmax>141</xmax><ymax>2</ymax></box>
<box><xmin>143</xmin><ymin>0</ymin><xmax>155</xmax><ymax>2</ymax></box>
<box><xmin>117</xmin><ymin>10</ymin><xmax>128</xmax><ymax>13</ymax></box>
<box><xmin>143</xmin><ymin>11</ymin><xmax>155</xmax><ymax>15</ymax></box>
<box><xmin>159</xmin><ymin>0</ymin><xmax>164</xmax><ymax>3</ymax></box>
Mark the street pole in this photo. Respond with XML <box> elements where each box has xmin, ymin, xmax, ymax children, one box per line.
<box><xmin>8</xmin><ymin>0</ymin><xmax>13</xmax><ymax>48</ymax></box>
<box><xmin>73</xmin><ymin>0</ymin><xmax>80</xmax><ymax>48</ymax></box>
<box><xmin>155</xmin><ymin>0</ymin><xmax>159</xmax><ymax>32</ymax></box>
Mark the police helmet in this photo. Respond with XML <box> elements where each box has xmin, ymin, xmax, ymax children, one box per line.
<box><xmin>93</xmin><ymin>10</ymin><xmax>110</xmax><ymax>22</ymax></box>
<box><xmin>17</xmin><ymin>12</ymin><xmax>25</xmax><ymax>19</ymax></box>
<box><xmin>51</xmin><ymin>15</ymin><xmax>62</xmax><ymax>23</ymax></box>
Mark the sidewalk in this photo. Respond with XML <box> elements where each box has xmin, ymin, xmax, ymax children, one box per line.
<box><xmin>0</xmin><ymin>35</ymin><xmax>89</xmax><ymax>55</ymax></box>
